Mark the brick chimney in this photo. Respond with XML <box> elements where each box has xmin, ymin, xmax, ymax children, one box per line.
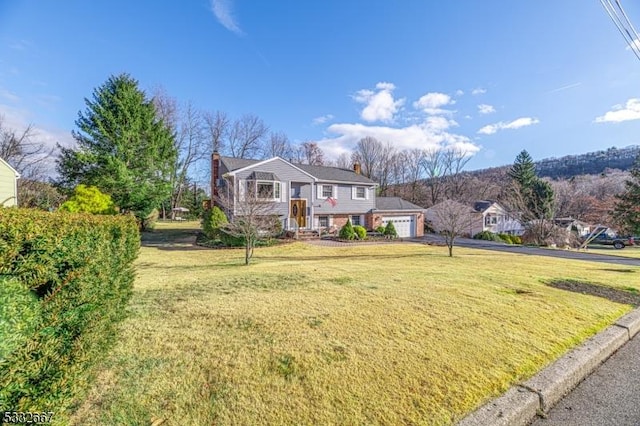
<box><xmin>211</xmin><ymin>151</ymin><xmax>220</xmax><ymax>204</ymax></box>
<box><xmin>353</xmin><ymin>162</ymin><xmax>361</xmax><ymax>175</ymax></box>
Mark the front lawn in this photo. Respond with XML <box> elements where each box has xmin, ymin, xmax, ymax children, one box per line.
<box><xmin>72</xmin><ymin>222</ymin><xmax>638</xmax><ymax>425</ymax></box>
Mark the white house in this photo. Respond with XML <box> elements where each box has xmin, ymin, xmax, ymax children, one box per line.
<box><xmin>0</xmin><ymin>157</ymin><xmax>20</xmax><ymax>207</ymax></box>
<box><xmin>425</xmin><ymin>199</ymin><xmax>523</xmax><ymax>237</ymax></box>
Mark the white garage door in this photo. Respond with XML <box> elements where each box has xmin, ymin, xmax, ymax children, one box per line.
<box><xmin>381</xmin><ymin>215</ymin><xmax>415</xmax><ymax>238</ymax></box>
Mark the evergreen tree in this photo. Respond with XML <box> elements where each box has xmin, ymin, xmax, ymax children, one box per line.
<box><xmin>507</xmin><ymin>150</ymin><xmax>536</xmax><ymax>188</ymax></box>
<box><xmin>56</xmin><ymin>74</ymin><xmax>177</xmax><ymax>229</ymax></box>
<box><xmin>613</xmin><ymin>155</ymin><xmax>640</xmax><ymax>234</ymax></box>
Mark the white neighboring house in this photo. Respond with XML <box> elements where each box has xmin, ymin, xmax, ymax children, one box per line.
<box><xmin>473</xmin><ymin>200</ymin><xmax>524</xmax><ymax>235</ymax></box>
<box><xmin>425</xmin><ymin>200</ymin><xmax>523</xmax><ymax>237</ymax></box>
<box><xmin>0</xmin><ymin>157</ymin><xmax>20</xmax><ymax>207</ymax></box>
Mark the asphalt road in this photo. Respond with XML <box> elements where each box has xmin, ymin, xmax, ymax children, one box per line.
<box><xmin>416</xmin><ymin>235</ymin><xmax>640</xmax><ymax>267</ymax></box>
<box><xmin>530</xmin><ymin>334</ymin><xmax>640</xmax><ymax>426</ymax></box>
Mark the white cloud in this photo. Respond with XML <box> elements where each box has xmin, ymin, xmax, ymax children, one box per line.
<box><xmin>353</xmin><ymin>82</ymin><xmax>405</xmax><ymax>123</ymax></box>
<box><xmin>316</xmin><ymin>118</ymin><xmax>478</xmax><ymax>160</ymax></box>
<box><xmin>471</xmin><ymin>87</ymin><xmax>487</xmax><ymax>95</ymax></box>
<box><xmin>210</xmin><ymin>0</ymin><xmax>243</xmax><ymax>35</ymax></box>
<box><xmin>477</xmin><ymin>104</ymin><xmax>495</xmax><ymax>115</ymax></box>
<box><xmin>595</xmin><ymin>98</ymin><xmax>640</xmax><ymax>123</ymax></box>
<box><xmin>312</xmin><ymin>114</ymin><xmax>334</xmax><ymax>125</ymax></box>
<box><xmin>478</xmin><ymin>117</ymin><xmax>540</xmax><ymax>135</ymax></box>
<box><xmin>455</xmin><ymin>89</ymin><xmax>464</xmax><ymax>96</ymax></box>
<box><xmin>413</xmin><ymin>92</ymin><xmax>455</xmax><ymax>115</ymax></box>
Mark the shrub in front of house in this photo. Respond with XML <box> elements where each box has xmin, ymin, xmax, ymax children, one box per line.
<box><xmin>353</xmin><ymin>225</ymin><xmax>367</xmax><ymax>240</ymax></box>
<box><xmin>384</xmin><ymin>221</ymin><xmax>398</xmax><ymax>238</ymax></box>
<box><xmin>510</xmin><ymin>235</ymin><xmax>522</xmax><ymax>245</ymax></box>
<box><xmin>202</xmin><ymin>206</ymin><xmax>228</xmax><ymax>239</ymax></box>
<box><xmin>375</xmin><ymin>226</ymin><xmax>385</xmax><ymax>234</ymax></box>
<box><xmin>497</xmin><ymin>233</ymin><xmax>514</xmax><ymax>244</ymax></box>
<box><xmin>0</xmin><ymin>208</ymin><xmax>139</xmax><ymax>415</ymax></box>
<box><xmin>473</xmin><ymin>230</ymin><xmax>503</xmax><ymax>242</ymax></box>
<box><xmin>339</xmin><ymin>219</ymin><xmax>356</xmax><ymax>240</ymax></box>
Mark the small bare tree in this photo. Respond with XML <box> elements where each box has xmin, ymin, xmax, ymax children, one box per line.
<box><xmin>264</xmin><ymin>131</ymin><xmax>293</xmax><ymax>159</ymax></box>
<box><xmin>216</xmin><ymin>177</ymin><xmax>280</xmax><ymax>265</ymax></box>
<box><xmin>203</xmin><ymin>110</ymin><xmax>229</xmax><ymax>153</ymax></box>
<box><xmin>429</xmin><ymin>199</ymin><xmax>475</xmax><ymax>257</ymax></box>
<box><xmin>298</xmin><ymin>141</ymin><xmax>325</xmax><ymax>165</ymax></box>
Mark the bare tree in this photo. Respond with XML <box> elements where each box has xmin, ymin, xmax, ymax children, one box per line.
<box><xmin>264</xmin><ymin>131</ymin><xmax>293</xmax><ymax>159</ymax></box>
<box><xmin>422</xmin><ymin>147</ymin><xmax>445</xmax><ymax>206</ymax></box>
<box><xmin>1</xmin><ymin>116</ymin><xmax>54</xmax><ymax>181</ymax></box>
<box><xmin>170</xmin><ymin>102</ymin><xmax>207</xmax><ymax>218</ymax></box>
<box><xmin>217</xmin><ymin>177</ymin><xmax>280</xmax><ymax>265</ymax></box>
<box><xmin>442</xmin><ymin>147</ymin><xmax>472</xmax><ymax>200</ymax></box>
<box><xmin>352</xmin><ymin>136</ymin><xmax>383</xmax><ymax>179</ymax></box>
<box><xmin>404</xmin><ymin>148</ymin><xmax>425</xmax><ymax>203</ymax></box>
<box><xmin>203</xmin><ymin>110</ymin><xmax>229</xmax><ymax>153</ymax></box>
<box><xmin>227</xmin><ymin>114</ymin><xmax>268</xmax><ymax>159</ymax></box>
<box><xmin>376</xmin><ymin>142</ymin><xmax>396</xmax><ymax>196</ymax></box>
<box><xmin>298</xmin><ymin>141</ymin><xmax>325</xmax><ymax>165</ymax></box>
<box><xmin>428</xmin><ymin>199</ymin><xmax>475</xmax><ymax>257</ymax></box>
<box><xmin>333</xmin><ymin>152</ymin><xmax>352</xmax><ymax>169</ymax></box>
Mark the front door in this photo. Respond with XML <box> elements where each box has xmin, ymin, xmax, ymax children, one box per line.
<box><xmin>290</xmin><ymin>199</ymin><xmax>306</xmax><ymax>228</ymax></box>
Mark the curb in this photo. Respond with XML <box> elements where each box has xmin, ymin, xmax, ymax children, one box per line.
<box><xmin>457</xmin><ymin>308</ymin><xmax>640</xmax><ymax>426</ymax></box>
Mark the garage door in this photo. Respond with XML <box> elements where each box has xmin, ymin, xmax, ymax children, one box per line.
<box><xmin>381</xmin><ymin>215</ymin><xmax>415</xmax><ymax>238</ymax></box>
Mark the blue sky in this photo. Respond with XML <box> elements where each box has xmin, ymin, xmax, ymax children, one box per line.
<box><xmin>1</xmin><ymin>0</ymin><xmax>640</xmax><ymax>172</ymax></box>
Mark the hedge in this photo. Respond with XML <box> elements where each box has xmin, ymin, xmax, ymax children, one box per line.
<box><xmin>0</xmin><ymin>208</ymin><xmax>139</xmax><ymax>415</ymax></box>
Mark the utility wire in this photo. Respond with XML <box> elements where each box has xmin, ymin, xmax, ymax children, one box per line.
<box><xmin>614</xmin><ymin>0</ymin><xmax>640</xmax><ymax>50</ymax></box>
<box><xmin>600</xmin><ymin>0</ymin><xmax>640</xmax><ymax>62</ymax></box>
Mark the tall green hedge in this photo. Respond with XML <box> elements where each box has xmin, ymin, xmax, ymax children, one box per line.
<box><xmin>0</xmin><ymin>208</ymin><xmax>139</xmax><ymax>414</ymax></box>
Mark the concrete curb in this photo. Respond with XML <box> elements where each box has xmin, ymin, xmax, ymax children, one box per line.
<box><xmin>457</xmin><ymin>308</ymin><xmax>640</xmax><ymax>425</ymax></box>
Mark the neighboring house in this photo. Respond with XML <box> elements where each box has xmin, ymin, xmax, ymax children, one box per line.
<box><xmin>211</xmin><ymin>153</ymin><xmax>424</xmax><ymax>238</ymax></box>
<box><xmin>0</xmin><ymin>157</ymin><xmax>20</xmax><ymax>207</ymax></box>
<box><xmin>425</xmin><ymin>199</ymin><xmax>523</xmax><ymax>237</ymax></box>
<box><xmin>553</xmin><ymin>217</ymin><xmax>592</xmax><ymax>237</ymax></box>
<box><xmin>473</xmin><ymin>200</ymin><xmax>524</xmax><ymax>235</ymax></box>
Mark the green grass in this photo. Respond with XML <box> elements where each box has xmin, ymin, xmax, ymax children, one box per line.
<box><xmin>71</xmin><ymin>222</ymin><xmax>639</xmax><ymax>425</ymax></box>
<box><xmin>583</xmin><ymin>245</ymin><xmax>640</xmax><ymax>259</ymax></box>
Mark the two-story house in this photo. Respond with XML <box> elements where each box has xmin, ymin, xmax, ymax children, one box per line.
<box><xmin>211</xmin><ymin>152</ymin><xmax>424</xmax><ymax>238</ymax></box>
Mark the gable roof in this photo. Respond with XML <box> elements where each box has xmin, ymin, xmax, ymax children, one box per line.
<box><xmin>473</xmin><ymin>200</ymin><xmax>496</xmax><ymax>212</ymax></box>
<box><xmin>375</xmin><ymin>197</ymin><xmax>423</xmax><ymax>211</ymax></box>
<box><xmin>0</xmin><ymin>157</ymin><xmax>20</xmax><ymax>178</ymax></box>
<box><xmin>219</xmin><ymin>155</ymin><xmax>375</xmax><ymax>184</ymax></box>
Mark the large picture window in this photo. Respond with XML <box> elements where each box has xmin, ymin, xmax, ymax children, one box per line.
<box><xmin>248</xmin><ymin>180</ymin><xmax>281</xmax><ymax>201</ymax></box>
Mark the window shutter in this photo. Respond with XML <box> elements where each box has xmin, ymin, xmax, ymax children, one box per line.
<box><xmin>278</xmin><ymin>182</ymin><xmax>285</xmax><ymax>202</ymax></box>
<box><xmin>333</xmin><ymin>185</ymin><xmax>338</xmax><ymax>199</ymax></box>
<box><xmin>238</xmin><ymin>179</ymin><xmax>245</xmax><ymax>201</ymax></box>
<box><xmin>351</xmin><ymin>186</ymin><xmax>356</xmax><ymax>200</ymax></box>
<box><xmin>365</xmin><ymin>187</ymin><xmax>370</xmax><ymax>200</ymax></box>
<box><xmin>316</xmin><ymin>184</ymin><xmax>323</xmax><ymax>199</ymax></box>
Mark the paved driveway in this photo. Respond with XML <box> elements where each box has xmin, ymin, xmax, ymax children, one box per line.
<box><xmin>413</xmin><ymin>235</ymin><xmax>640</xmax><ymax>267</ymax></box>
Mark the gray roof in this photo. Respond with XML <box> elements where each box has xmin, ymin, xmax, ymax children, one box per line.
<box><xmin>375</xmin><ymin>197</ymin><xmax>423</xmax><ymax>211</ymax></box>
<box><xmin>294</xmin><ymin>163</ymin><xmax>375</xmax><ymax>184</ymax></box>
<box><xmin>220</xmin><ymin>155</ymin><xmax>375</xmax><ymax>184</ymax></box>
<box><xmin>220</xmin><ymin>156</ymin><xmax>260</xmax><ymax>172</ymax></box>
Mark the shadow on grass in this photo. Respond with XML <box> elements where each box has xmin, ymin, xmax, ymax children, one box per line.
<box><xmin>548</xmin><ymin>280</ymin><xmax>640</xmax><ymax>306</ymax></box>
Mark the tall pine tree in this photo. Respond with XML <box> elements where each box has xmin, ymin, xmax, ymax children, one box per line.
<box><xmin>57</xmin><ymin>74</ymin><xmax>176</xmax><ymax>228</ymax></box>
<box><xmin>613</xmin><ymin>155</ymin><xmax>640</xmax><ymax>234</ymax></box>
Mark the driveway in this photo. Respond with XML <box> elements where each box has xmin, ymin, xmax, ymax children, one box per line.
<box><xmin>413</xmin><ymin>235</ymin><xmax>640</xmax><ymax>267</ymax></box>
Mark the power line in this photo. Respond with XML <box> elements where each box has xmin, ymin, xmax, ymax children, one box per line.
<box><xmin>600</xmin><ymin>0</ymin><xmax>640</xmax><ymax>62</ymax></box>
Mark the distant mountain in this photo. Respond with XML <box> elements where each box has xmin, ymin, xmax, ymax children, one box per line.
<box><xmin>534</xmin><ymin>145</ymin><xmax>640</xmax><ymax>179</ymax></box>
<box><xmin>468</xmin><ymin>145</ymin><xmax>640</xmax><ymax>180</ymax></box>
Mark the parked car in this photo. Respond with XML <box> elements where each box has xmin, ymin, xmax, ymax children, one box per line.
<box><xmin>582</xmin><ymin>233</ymin><xmax>635</xmax><ymax>249</ymax></box>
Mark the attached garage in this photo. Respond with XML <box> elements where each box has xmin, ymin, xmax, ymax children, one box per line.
<box><xmin>381</xmin><ymin>215</ymin><xmax>416</xmax><ymax>238</ymax></box>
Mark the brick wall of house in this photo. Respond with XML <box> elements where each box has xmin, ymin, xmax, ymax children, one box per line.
<box><xmin>332</xmin><ymin>214</ymin><xmax>351</xmax><ymax>229</ymax></box>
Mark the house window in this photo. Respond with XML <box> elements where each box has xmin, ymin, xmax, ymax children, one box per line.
<box><xmin>322</xmin><ymin>184</ymin><xmax>334</xmax><ymax>198</ymax></box>
<box><xmin>249</xmin><ymin>180</ymin><xmax>281</xmax><ymax>201</ymax></box>
<box><xmin>319</xmin><ymin>216</ymin><xmax>329</xmax><ymax>227</ymax></box>
<box><xmin>354</xmin><ymin>186</ymin><xmax>366</xmax><ymax>200</ymax></box>
<box><xmin>351</xmin><ymin>215</ymin><xmax>362</xmax><ymax>226</ymax></box>
<box><xmin>485</xmin><ymin>215</ymin><xmax>497</xmax><ymax>226</ymax></box>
